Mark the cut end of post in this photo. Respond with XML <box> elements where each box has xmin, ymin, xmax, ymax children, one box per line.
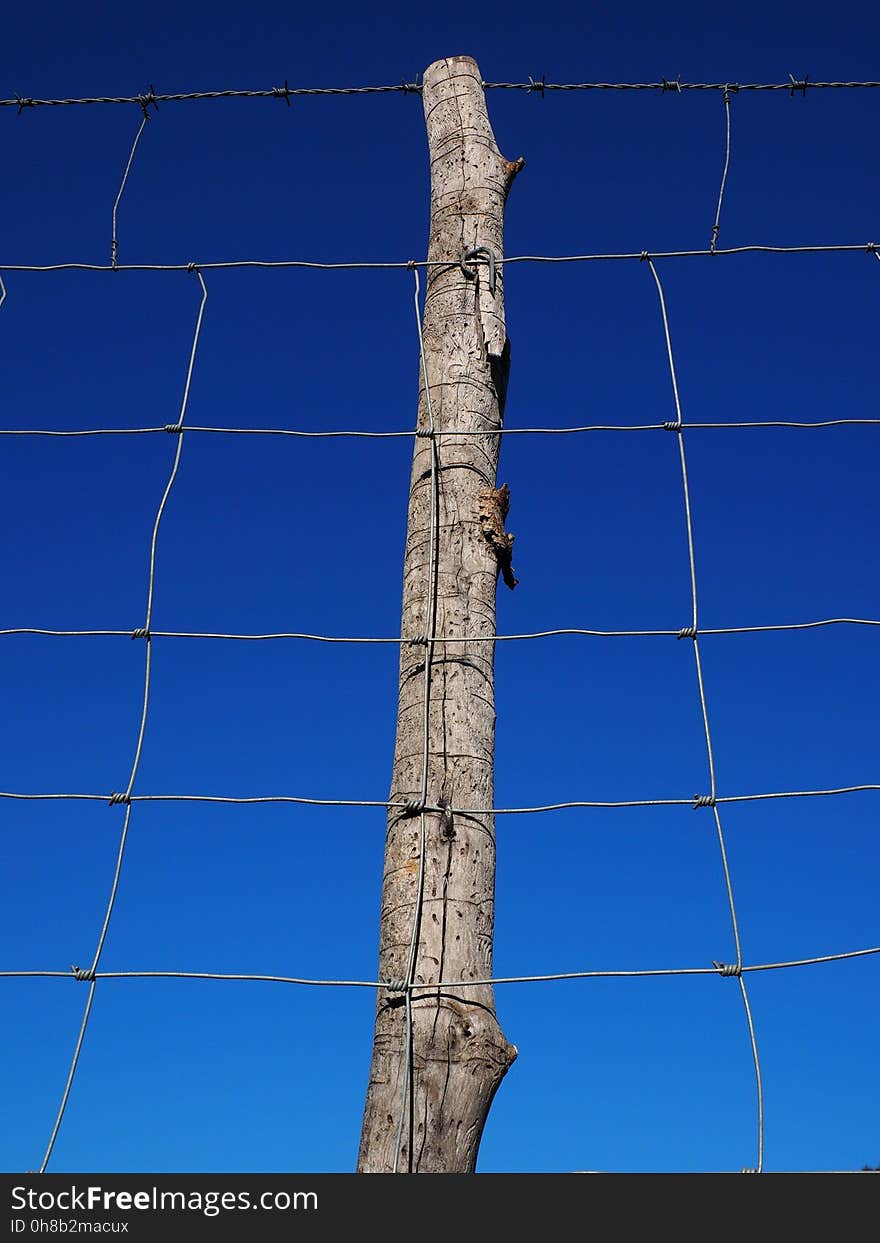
<box><xmin>422</xmin><ymin>58</ymin><xmax>526</xmax><ymax>205</ymax></box>
<box><xmin>424</xmin><ymin>54</ymin><xmax>481</xmax><ymax>77</ymax></box>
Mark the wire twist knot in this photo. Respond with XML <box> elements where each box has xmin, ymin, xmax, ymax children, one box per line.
<box><xmin>662</xmin><ymin>420</ymin><xmax>682</xmax><ymax>432</ymax></box>
<box><xmin>661</xmin><ymin>76</ymin><xmax>682</xmax><ymax>94</ymax></box>
<box><xmin>639</xmin><ymin>251</ymin><xmax>651</xmax><ymax>262</ymax></box>
<box><xmin>677</xmin><ymin>626</ymin><xmax>697</xmax><ymax>640</ymax></box>
<box><xmin>528</xmin><ymin>74</ymin><xmax>546</xmax><ymax>97</ymax></box>
<box><xmin>71</xmin><ymin>964</ymin><xmax>96</xmax><ymax>982</ymax></box>
<box><xmin>713</xmin><ymin>960</ymin><xmax>742</xmax><ymax>977</ymax></box>
<box><xmin>385</xmin><ymin>979</ymin><xmax>409</xmax><ymax>993</ymax></box>
<box><xmin>789</xmin><ymin>73</ymin><xmax>809</xmax><ymax>97</ymax></box>
<box><xmin>164</xmin><ymin>424</ymin><xmax>184</xmax><ymax>434</ymax></box>
<box><xmin>137</xmin><ymin>86</ymin><xmax>158</xmax><ymax>118</ymax></box>
<box><xmin>272</xmin><ymin>80</ymin><xmax>291</xmax><ymax>106</ymax></box>
<box><xmin>130</xmin><ymin>627</ymin><xmax>150</xmax><ymax>640</ymax></box>
<box><xmin>693</xmin><ymin>793</ymin><xmax>717</xmax><ymax>809</ymax></box>
<box><xmin>407</xmin><ymin>635</ymin><xmax>429</xmax><ymax>647</ymax></box>
<box><xmin>399</xmin><ymin>800</ymin><xmax>425</xmax><ymax>819</ymax></box>
<box><xmin>108</xmin><ymin>791</ymin><xmax>131</xmax><ymax>806</ymax></box>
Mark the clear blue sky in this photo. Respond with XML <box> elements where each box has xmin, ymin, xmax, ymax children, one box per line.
<box><xmin>1</xmin><ymin>0</ymin><xmax>877</xmax><ymax>1174</ymax></box>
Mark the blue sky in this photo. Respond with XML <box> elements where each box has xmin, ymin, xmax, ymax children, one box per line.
<box><xmin>1</xmin><ymin>0</ymin><xmax>878</xmax><ymax>1173</ymax></box>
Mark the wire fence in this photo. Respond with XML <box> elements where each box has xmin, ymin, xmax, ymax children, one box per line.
<box><xmin>1</xmin><ymin>72</ymin><xmax>878</xmax><ymax>1176</ymax></box>
<box><xmin>3</xmin><ymin>74</ymin><xmax>880</xmax><ymax>111</ymax></box>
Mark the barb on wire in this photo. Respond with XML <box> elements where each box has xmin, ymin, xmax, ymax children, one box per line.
<box><xmin>137</xmin><ymin>86</ymin><xmax>159</xmax><ymax>118</ymax></box>
<box><xmin>39</xmin><ymin>267</ymin><xmax>208</xmax><ymax>1174</ymax></box>
<box><xmin>111</xmin><ymin>109</ymin><xmax>151</xmax><ymax>268</ymax></box>
<box><xmin>272</xmin><ymin>80</ymin><xmax>292</xmax><ymax>107</ymax></box>
<box><xmin>646</xmin><ymin>254</ymin><xmax>764</xmax><ymax>1173</ymax></box>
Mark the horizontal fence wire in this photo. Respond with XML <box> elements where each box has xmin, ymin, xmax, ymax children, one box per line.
<box><xmin>2</xmin><ymin>619</ymin><xmax>879</xmax><ymax>641</ymax></box>
<box><xmin>3</xmin><ymin>946</ymin><xmax>880</xmax><ymax>986</ymax></box>
<box><xmin>2</xmin><ymin>241</ymin><xmax>879</xmax><ymax>271</ymax></box>
<box><xmin>1</xmin><ymin>418</ymin><xmax>880</xmax><ymax>436</ymax></box>
<box><xmin>0</xmin><ymin>784</ymin><xmax>878</xmax><ymax>812</ymax></box>
<box><xmin>2</xmin><ymin>74</ymin><xmax>878</xmax><ymax>1176</ymax></box>
<box><xmin>3</xmin><ymin>77</ymin><xmax>880</xmax><ymax>110</ymax></box>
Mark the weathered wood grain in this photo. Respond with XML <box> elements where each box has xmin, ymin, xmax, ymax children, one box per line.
<box><xmin>358</xmin><ymin>55</ymin><xmax>522</xmax><ymax>1174</ymax></box>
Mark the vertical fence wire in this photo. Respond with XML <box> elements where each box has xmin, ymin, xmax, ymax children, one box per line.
<box><xmin>391</xmin><ymin>265</ymin><xmax>441</xmax><ymax>1173</ymax></box>
<box><xmin>710</xmin><ymin>88</ymin><xmax>734</xmax><ymax>251</ymax></box>
<box><xmin>110</xmin><ymin>111</ymin><xmax>150</xmax><ymax>268</ymax></box>
<box><xmin>38</xmin><ymin>267</ymin><xmax>208</xmax><ymax>1172</ymax></box>
<box><xmin>646</xmin><ymin>255</ymin><xmax>764</xmax><ymax>1172</ymax></box>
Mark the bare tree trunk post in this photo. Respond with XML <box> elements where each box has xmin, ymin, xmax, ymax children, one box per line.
<box><xmin>358</xmin><ymin>55</ymin><xmax>524</xmax><ymax>1174</ymax></box>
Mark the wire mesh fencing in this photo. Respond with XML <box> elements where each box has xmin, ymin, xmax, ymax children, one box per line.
<box><xmin>1</xmin><ymin>71</ymin><xmax>878</xmax><ymax>1175</ymax></box>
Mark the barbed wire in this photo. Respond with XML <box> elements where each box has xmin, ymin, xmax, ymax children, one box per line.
<box><xmin>3</xmin><ymin>76</ymin><xmax>880</xmax><ymax>112</ymax></box>
<box><xmin>0</xmin><ymin>83</ymin><xmax>423</xmax><ymax>110</ymax></box>
<box><xmin>482</xmin><ymin>77</ymin><xmax>880</xmax><ymax>93</ymax></box>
